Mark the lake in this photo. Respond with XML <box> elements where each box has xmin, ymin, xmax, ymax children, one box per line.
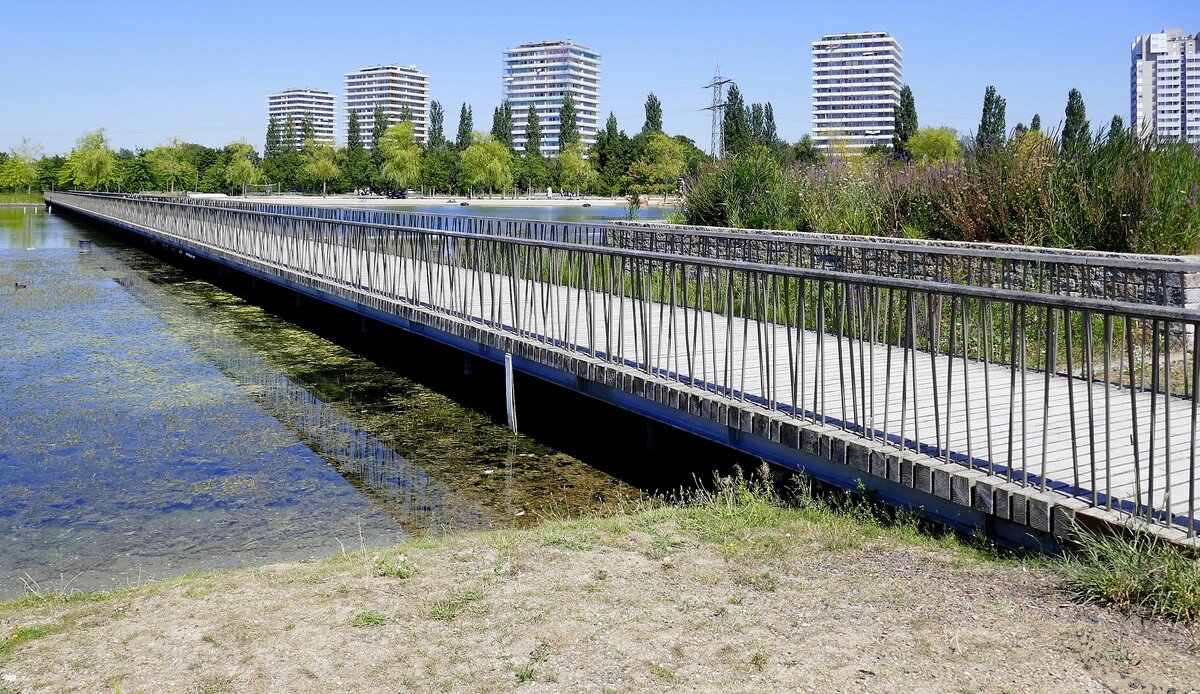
<box><xmin>0</xmin><ymin>205</ymin><xmax>646</xmax><ymax>598</ymax></box>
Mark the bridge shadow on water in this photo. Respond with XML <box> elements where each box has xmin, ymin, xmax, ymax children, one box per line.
<box><xmin>124</xmin><ymin>230</ymin><xmax>761</xmax><ymax>501</ymax></box>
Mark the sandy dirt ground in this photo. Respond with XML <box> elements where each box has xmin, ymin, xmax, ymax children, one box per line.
<box><xmin>2</xmin><ymin>508</ymin><xmax>1198</xmax><ymax>693</ymax></box>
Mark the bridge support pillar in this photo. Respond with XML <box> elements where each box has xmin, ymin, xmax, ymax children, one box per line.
<box><xmin>504</xmin><ymin>353</ymin><xmax>517</xmax><ymax>433</ymax></box>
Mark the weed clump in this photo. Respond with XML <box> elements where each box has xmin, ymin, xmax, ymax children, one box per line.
<box><xmin>1062</xmin><ymin>526</ymin><xmax>1200</xmax><ymax>622</ymax></box>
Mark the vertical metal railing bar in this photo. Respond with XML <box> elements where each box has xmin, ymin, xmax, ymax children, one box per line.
<box><xmin>1127</xmin><ymin>318</ymin><xmax>1143</xmax><ymax>516</ymax></box>
<box><xmin>1149</xmin><ymin>319</ymin><xmax>1161</xmax><ymax>522</ymax></box>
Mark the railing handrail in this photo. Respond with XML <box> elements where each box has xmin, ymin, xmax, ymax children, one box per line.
<box><xmin>62</xmin><ymin>191</ymin><xmax>1200</xmax><ymax>273</ymax></box>
<box><xmin>45</xmin><ymin>192</ymin><xmax>1200</xmax><ymax>325</ymax></box>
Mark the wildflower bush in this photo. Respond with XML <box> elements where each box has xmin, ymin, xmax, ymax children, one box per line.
<box><xmin>682</xmin><ymin>132</ymin><xmax>1200</xmax><ymax>254</ymax></box>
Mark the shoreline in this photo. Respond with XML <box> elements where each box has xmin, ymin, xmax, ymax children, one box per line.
<box><xmin>2</xmin><ymin>495</ymin><xmax>1196</xmax><ymax>691</ymax></box>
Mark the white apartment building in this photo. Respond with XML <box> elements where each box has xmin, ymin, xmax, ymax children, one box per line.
<box><xmin>1131</xmin><ymin>29</ymin><xmax>1200</xmax><ymax>143</ymax></box>
<box><xmin>343</xmin><ymin>65</ymin><xmax>429</xmax><ymax>148</ymax></box>
<box><xmin>503</xmin><ymin>40</ymin><xmax>600</xmax><ymax>156</ymax></box>
<box><xmin>811</xmin><ymin>31</ymin><xmax>903</xmax><ymax>151</ymax></box>
<box><xmin>267</xmin><ymin>88</ymin><xmax>336</xmax><ymax>150</ymax></box>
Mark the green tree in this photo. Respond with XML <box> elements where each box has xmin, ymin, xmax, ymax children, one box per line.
<box><xmin>642</xmin><ymin>92</ymin><xmax>663</xmax><ymax>133</ymax></box>
<box><xmin>761</xmin><ymin>104</ymin><xmax>778</xmax><ymax>148</ymax></box>
<box><xmin>118</xmin><ymin>156</ymin><xmax>155</xmax><ymax>192</ymax></box>
<box><xmin>399</xmin><ymin>105</ymin><xmax>413</xmax><ymax>123</ymax></box>
<box><xmin>145</xmin><ymin>139</ymin><xmax>195</xmax><ymax>192</ymax></box>
<box><xmin>976</xmin><ymin>85</ymin><xmax>1006</xmax><ymax>148</ymax></box>
<box><xmin>302</xmin><ymin>140</ymin><xmax>340</xmax><ymax>196</ymax></box>
<box><xmin>787</xmin><ymin>135</ymin><xmax>823</xmax><ymax>165</ymax></box>
<box><xmin>490</xmin><ymin>101</ymin><xmax>514</xmax><ymax>148</ymax></box>
<box><xmin>557</xmin><ymin>140</ymin><xmax>597</xmax><ymax>195</ymax></box>
<box><xmin>456</xmin><ymin>103</ymin><xmax>473</xmax><ymax>151</ymax></box>
<box><xmin>224</xmin><ymin>140</ymin><xmax>262</xmax><ymax>195</ymax></box>
<box><xmin>558</xmin><ymin>93</ymin><xmax>579</xmax><ymax>150</ymax></box>
<box><xmin>1030</xmin><ymin>113</ymin><xmax>1042</xmax><ymax>132</ymax></box>
<box><xmin>627</xmin><ymin>131</ymin><xmax>686</xmax><ymax>197</ymax></box>
<box><xmin>524</xmin><ymin>105</ymin><xmax>542</xmax><ymax>156</ymax></box>
<box><xmin>62</xmin><ymin>129</ymin><xmax>118</xmax><ymax>190</ymax></box>
<box><xmin>893</xmin><ymin>85</ymin><xmax>918</xmax><ymax>155</ymax></box>
<box><xmin>371</xmin><ymin>105</ymin><xmax>388</xmax><ymax>167</ymax></box>
<box><xmin>459</xmin><ymin>134</ymin><xmax>513</xmax><ymax>195</ymax></box>
<box><xmin>1062</xmin><ymin>88</ymin><xmax>1089</xmax><ymax>153</ymax></box>
<box><xmin>378</xmin><ymin>120</ymin><xmax>423</xmax><ymax>193</ymax></box>
<box><xmin>345</xmin><ymin>109</ymin><xmax>370</xmax><ymax>189</ymax></box>
<box><xmin>722</xmin><ymin>84</ymin><xmax>750</xmax><ymax>157</ymax></box>
<box><xmin>420</xmin><ymin>144</ymin><xmax>456</xmax><ymax>194</ymax></box>
<box><xmin>265</xmin><ymin>117</ymin><xmax>282</xmax><ymax>159</ymax></box>
<box><xmin>906</xmin><ymin>127</ymin><xmax>964</xmax><ymax>164</ymax></box>
<box><xmin>0</xmin><ymin>138</ymin><xmax>41</xmax><ymax>193</ymax></box>
<box><xmin>300</xmin><ymin>113</ymin><xmax>316</xmax><ymax>144</ymax></box>
<box><xmin>428</xmin><ymin>101</ymin><xmax>446</xmax><ymax>148</ymax></box>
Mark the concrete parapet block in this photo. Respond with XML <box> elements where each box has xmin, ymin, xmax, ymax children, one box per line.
<box><xmin>1051</xmin><ymin>497</ymin><xmax>1092</xmax><ymax>539</ymax></box>
<box><xmin>950</xmin><ymin>469</ymin><xmax>986</xmax><ymax>507</ymax></box>
<box><xmin>1026</xmin><ymin>491</ymin><xmax>1059</xmax><ymax>532</ymax></box>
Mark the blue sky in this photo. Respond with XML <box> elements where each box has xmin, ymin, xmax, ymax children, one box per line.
<box><xmin>1</xmin><ymin>0</ymin><xmax>1197</xmax><ymax>155</ymax></box>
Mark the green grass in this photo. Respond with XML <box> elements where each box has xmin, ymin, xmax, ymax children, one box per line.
<box><xmin>1062</xmin><ymin>525</ymin><xmax>1200</xmax><ymax>622</ymax></box>
<box><xmin>2</xmin><ymin>623</ymin><xmax>62</xmax><ymax>658</ymax></box>
<box><xmin>0</xmin><ymin>192</ymin><xmax>44</xmax><ymax>204</ymax></box>
<box><xmin>352</xmin><ymin>611</ymin><xmax>389</xmax><ymax>627</ymax></box>
<box><xmin>428</xmin><ymin>589</ymin><xmax>485</xmax><ymax>621</ymax></box>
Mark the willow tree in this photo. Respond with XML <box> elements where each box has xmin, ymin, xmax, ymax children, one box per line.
<box><xmin>556</xmin><ymin>140</ymin><xmax>596</xmax><ymax>196</ymax></box>
<box><xmin>459</xmin><ymin>133</ymin><xmax>512</xmax><ymax>196</ymax></box>
<box><xmin>224</xmin><ymin>141</ymin><xmax>261</xmax><ymax>195</ymax></box>
<box><xmin>302</xmin><ymin>140</ymin><xmax>340</xmax><ymax>196</ymax></box>
<box><xmin>62</xmin><ymin>129</ymin><xmax>117</xmax><ymax>190</ymax></box>
<box><xmin>378</xmin><ymin>120</ymin><xmax>423</xmax><ymax>193</ymax></box>
<box><xmin>0</xmin><ymin>138</ymin><xmax>41</xmax><ymax>193</ymax></box>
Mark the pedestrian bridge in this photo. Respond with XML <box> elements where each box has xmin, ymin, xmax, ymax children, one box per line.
<box><xmin>47</xmin><ymin>192</ymin><xmax>1200</xmax><ymax>548</ymax></box>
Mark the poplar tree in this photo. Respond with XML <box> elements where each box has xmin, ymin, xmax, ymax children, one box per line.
<box><xmin>346</xmin><ymin>109</ymin><xmax>369</xmax><ymax>189</ymax></box>
<box><xmin>642</xmin><ymin>93</ymin><xmax>663</xmax><ymax>133</ymax></box>
<box><xmin>456</xmin><ymin>103</ymin><xmax>473</xmax><ymax>151</ymax></box>
<box><xmin>558</xmin><ymin>93</ymin><xmax>579</xmax><ymax>149</ymax></box>
<box><xmin>265</xmin><ymin>117</ymin><xmax>281</xmax><ymax>159</ymax></box>
<box><xmin>1030</xmin><ymin>113</ymin><xmax>1042</xmax><ymax>132</ymax></box>
<box><xmin>1062</xmin><ymin>89</ymin><xmax>1089</xmax><ymax>153</ymax></box>
<box><xmin>892</xmin><ymin>85</ymin><xmax>918</xmax><ymax>154</ymax></box>
<box><xmin>300</xmin><ymin>113</ymin><xmax>316</xmax><ymax>144</ymax></box>
<box><xmin>976</xmin><ymin>85</ymin><xmax>1006</xmax><ymax>148</ymax></box>
<box><xmin>761</xmin><ymin>103</ymin><xmax>778</xmax><ymax>148</ymax></box>
<box><xmin>491</xmin><ymin>101</ymin><xmax>514</xmax><ymax>148</ymax></box>
<box><xmin>524</xmin><ymin>106</ymin><xmax>542</xmax><ymax>156</ymax></box>
<box><xmin>721</xmin><ymin>84</ymin><xmax>749</xmax><ymax>157</ymax></box>
<box><xmin>371</xmin><ymin>105</ymin><xmax>388</xmax><ymax>167</ymax></box>
<box><xmin>428</xmin><ymin>101</ymin><xmax>446</xmax><ymax>148</ymax></box>
<box><xmin>748</xmin><ymin>104</ymin><xmax>765</xmax><ymax>144</ymax></box>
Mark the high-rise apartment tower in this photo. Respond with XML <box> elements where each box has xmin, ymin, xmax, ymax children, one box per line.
<box><xmin>1131</xmin><ymin>29</ymin><xmax>1200</xmax><ymax>143</ymax></box>
<box><xmin>267</xmin><ymin>88</ymin><xmax>336</xmax><ymax>150</ymax></box>
<box><xmin>343</xmin><ymin>65</ymin><xmax>429</xmax><ymax>148</ymax></box>
<box><xmin>811</xmin><ymin>31</ymin><xmax>902</xmax><ymax>151</ymax></box>
<box><xmin>502</xmin><ymin>40</ymin><xmax>600</xmax><ymax>156</ymax></box>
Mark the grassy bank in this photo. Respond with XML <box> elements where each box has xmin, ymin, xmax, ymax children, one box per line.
<box><xmin>2</xmin><ymin>473</ymin><xmax>1198</xmax><ymax>692</ymax></box>
<box><xmin>0</xmin><ymin>192</ymin><xmax>44</xmax><ymax>205</ymax></box>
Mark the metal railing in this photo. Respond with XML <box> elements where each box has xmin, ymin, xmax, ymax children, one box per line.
<box><xmin>50</xmin><ymin>192</ymin><xmax>1200</xmax><ymax>539</ymax></box>
<box><xmin>176</xmin><ymin>194</ymin><xmax>1200</xmax><ymax>309</ymax></box>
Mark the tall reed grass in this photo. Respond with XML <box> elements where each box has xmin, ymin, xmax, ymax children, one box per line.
<box><xmin>683</xmin><ymin>132</ymin><xmax>1200</xmax><ymax>254</ymax></box>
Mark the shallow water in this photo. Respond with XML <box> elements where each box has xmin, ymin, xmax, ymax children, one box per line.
<box><xmin>0</xmin><ymin>206</ymin><xmax>640</xmax><ymax>598</ymax></box>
